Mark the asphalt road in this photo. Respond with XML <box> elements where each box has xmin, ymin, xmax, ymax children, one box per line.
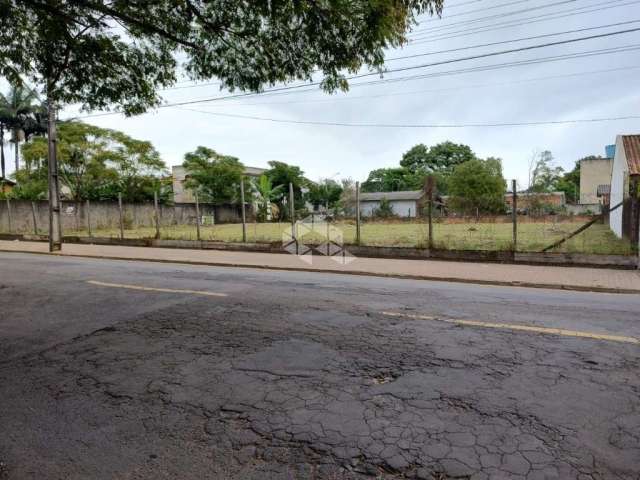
<box><xmin>0</xmin><ymin>252</ymin><xmax>639</xmax><ymax>480</ymax></box>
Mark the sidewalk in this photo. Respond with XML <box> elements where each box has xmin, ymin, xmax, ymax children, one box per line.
<box><xmin>1</xmin><ymin>240</ymin><xmax>639</xmax><ymax>293</ymax></box>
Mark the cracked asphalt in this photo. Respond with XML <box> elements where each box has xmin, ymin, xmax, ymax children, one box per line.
<box><xmin>0</xmin><ymin>252</ymin><xmax>639</xmax><ymax>480</ymax></box>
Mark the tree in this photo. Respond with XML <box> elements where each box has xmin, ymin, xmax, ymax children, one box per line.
<box><xmin>338</xmin><ymin>178</ymin><xmax>357</xmax><ymax>216</ymax></box>
<box><xmin>307</xmin><ymin>179</ymin><xmax>343</xmax><ymax>212</ymax></box>
<box><xmin>555</xmin><ymin>160</ymin><xmax>581</xmax><ymax>204</ymax></box>
<box><xmin>448</xmin><ymin>158</ymin><xmax>507</xmax><ymax>214</ymax></box>
<box><xmin>361</xmin><ymin>167</ymin><xmax>424</xmax><ymax>193</ymax></box>
<box><xmin>20</xmin><ymin>121</ymin><xmax>167</xmax><ymax>202</ymax></box>
<box><xmin>2</xmin><ymin>0</ymin><xmax>442</xmax><ymax>249</ymax></box>
<box><xmin>0</xmin><ymin>84</ymin><xmax>39</xmax><ymax>174</ymax></box>
<box><xmin>182</xmin><ymin>147</ymin><xmax>244</xmax><ymax>204</ymax></box>
<box><xmin>265</xmin><ymin>161</ymin><xmax>307</xmax><ymax>218</ymax></box>
<box><xmin>374</xmin><ymin>197</ymin><xmax>395</xmax><ymax>218</ymax></box>
<box><xmin>399</xmin><ymin>142</ymin><xmax>477</xmax><ymax>194</ymax></box>
<box><xmin>252</xmin><ymin>174</ymin><xmax>284</xmax><ymax>222</ymax></box>
<box><xmin>528</xmin><ymin>150</ymin><xmax>564</xmax><ymax>193</ymax></box>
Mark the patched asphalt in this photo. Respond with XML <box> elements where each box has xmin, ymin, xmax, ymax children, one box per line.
<box><xmin>1</xmin><ymin>252</ymin><xmax>639</xmax><ymax>479</ymax></box>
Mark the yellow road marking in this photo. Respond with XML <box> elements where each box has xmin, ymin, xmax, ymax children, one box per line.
<box><xmin>87</xmin><ymin>280</ymin><xmax>228</xmax><ymax>297</ymax></box>
<box><xmin>381</xmin><ymin>311</ymin><xmax>640</xmax><ymax>345</ymax></box>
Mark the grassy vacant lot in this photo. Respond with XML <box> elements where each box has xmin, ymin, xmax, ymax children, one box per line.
<box><xmin>67</xmin><ymin>220</ymin><xmax>633</xmax><ymax>255</ymax></box>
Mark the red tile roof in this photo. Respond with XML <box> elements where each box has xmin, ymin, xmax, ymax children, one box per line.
<box><xmin>622</xmin><ymin>135</ymin><xmax>640</xmax><ymax>175</ymax></box>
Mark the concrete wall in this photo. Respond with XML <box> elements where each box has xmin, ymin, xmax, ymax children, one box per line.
<box><xmin>580</xmin><ymin>157</ymin><xmax>613</xmax><ymax>204</ymax></box>
<box><xmin>610</xmin><ymin>135</ymin><xmax>629</xmax><ymax>238</ymax></box>
<box><xmin>360</xmin><ymin>200</ymin><xmax>419</xmax><ymax>217</ymax></box>
<box><xmin>0</xmin><ymin>200</ymin><xmax>250</xmax><ymax>234</ymax></box>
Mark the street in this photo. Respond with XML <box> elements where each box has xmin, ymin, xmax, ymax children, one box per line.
<box><xmin>0</xmin><ymin>252</ymin><xmax>639</xmax><ymax>479</ymax></box>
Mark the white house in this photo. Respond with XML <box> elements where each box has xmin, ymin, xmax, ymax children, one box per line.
<box><xmin>609</xmin><ymin>134</ymin><xmax>640</xmax><ymax>238</ymax></box>
<box><xmin>359</xmin><ymin>190</ymin><xmax>425</xmax><ymax>218</ymax></box>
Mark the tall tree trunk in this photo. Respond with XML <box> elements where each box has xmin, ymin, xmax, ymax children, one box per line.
<box><xmin>0</xmin><ymin>124</ymin><xmax>5</xmax><ymax>180</ymax></box>
<box><xmin>47</xmin><ymin>91</ymin><xmax>62</xmax><ymax>252</ymax></box>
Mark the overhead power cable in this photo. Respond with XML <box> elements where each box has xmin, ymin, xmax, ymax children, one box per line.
<box><xmin>69</xmin><ymin>40</ymin><xmax>640</xmax><ymax>120</ymax></box>
<box><xmin>409</xmin><ymin>0</ymin><xmax>638</xmax><ymax>42</ymax></box>
<box><xmin>186</xmin><ymin>65</ymin><xmax>640</xmax><ymax>108</ymax></box>
<box><xmin>410</xmin><ymin>0</ymin><xmax>583</xmax><ymax>35</ymax></box>
<box><xmin>161</xmin><ymin>25</ymin><xmax>640</xmax><ymax>97</ymax></box>
<box><xmin>176</xmin><ymin>108</ymin><xmax>640</xmax><ymax>128</ymax></box>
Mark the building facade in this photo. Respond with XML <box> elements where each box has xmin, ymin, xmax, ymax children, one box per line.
<box><xmin>579</xmin><ymin>156</ymin><xmax>613</xmax><ymax>205</ymax></box>
<box><xmin>609</xmin><ymin>134</ymin><xmax>640</xmax><ymax>238</ymax></box>
<box><xmin>358</xmin><ymin>190</ymin><xmax>425</xmax><ymax>217</ymax></box>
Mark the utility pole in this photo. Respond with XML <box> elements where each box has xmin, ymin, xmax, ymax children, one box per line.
<box><xmin>46</xmin><ymin>91</ymin><xmax>62</xmax><ymax>251</ymax></box>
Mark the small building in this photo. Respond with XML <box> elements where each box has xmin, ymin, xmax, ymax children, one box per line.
<box><xmin>579</xmin><ymin>152</ymin><xmax>613</xmax><ymax>205</ymax></box>
<box><xmin>359</xmin><ymin>190</ymin><xmax>425</xmax><ymax>217</ymax></box>
<box><xmin>609</xmin><ymin>134</ymin><xmax>640</xmax><ymax>238</ymax></box>
<box><xmin>0</xmin><ymin>178</ymin><xmax>15</xmax><ymax>195</ymax></box>
<box><xmin>172</xmin><ymin>165</ymin><xmax>266</xmax><ymax>203</ymax></box>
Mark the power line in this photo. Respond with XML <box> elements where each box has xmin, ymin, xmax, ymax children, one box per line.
<box><xmin>71</xmin><ymin>42</ymin><xmax>640</xmax><ymax>119</ymax></box>
<box><xmin>417</xmin><ymin>0</ymin><xmax>531</xmax><ymax>24</ymax></box>
<box><xmin>186</xmin><ymin>65</ymin><xmax>640</xmax><ymax>108</ymax></box>
<box><xmin>389</xmin><ymin>19</ymin><xmax>640</xmax><ymax>62</ymax></box>
<box><xmin>409</xmin><ymin>0</ymin><xmax>638</xmax><ymax>42</ymax></box>
<box><xmin>356</xmin><ymin>27</ymin><xmax>640</xmax><ymax>78</ymax></box>
<box><xmin>410</xmin><ymin>0</ymin><xmax>583</xmax><ymax>35</ymax></box>
<box><xmin>159</xmin><ymin>26</ymin><xmax>640</xmax><ymax>98</ymax></box>
<box><xmin>176</xmin><ymin>107</ymin><xmax>640</xmax><ymax>128</ymax></box>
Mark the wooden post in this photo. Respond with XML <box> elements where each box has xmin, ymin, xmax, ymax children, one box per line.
<box><xmin>118</xmin><ymin>193</ymin><xmax>124</xmax><ymax>240</ymax></box>
<box><xmin>195</xmin><ymin>192</ymin><xmax>201</xmax><ymax>241</ymax></box>
<box><xmin>289</xmin><ymin>182</ymin><xmax>296</xmax><ymax>253</ymax></box>
<box><xmin>86</xmin><ymin>199</ymin><xmax>92</xmax><ymax>237</ymax></box>
<box><xmin>512</xmin><ymin>179</ymin><xmax>517</xmax><ymax>252</ymax></box>
<box><xmin>5</xmin><ymin>198</ymin><xmax>12</xmax><ymax>233</ymax></box>
<box><xmin>153</xmin><ymin>190</ymin><xmax>160</xmax><ymax>239</ymax></box>
<box><xmin>630</xmin><ymin>177</ymin><xmax>639</xmax><ymax>256</ymax></box>
<box><xmin>240</xmin><ymin>178</ymin><xmax>247</xmax><ymax>243</ymax></box>
<box><xmin>425</xmin><ymin>176</ymin><xmax>434</xmax><ymax>250</ymax></box>
<box><xmin>355</xmin><ymin>181</ymin><xmax>361</xmax><ymax>246</ymax></box>
<box><xmin>31</xmin><ymin>201</ymin><xmax>38</xmax><ymax>235</ymax></box>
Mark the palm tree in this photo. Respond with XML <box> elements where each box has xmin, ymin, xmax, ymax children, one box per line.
<box><xmin>253</xmin><ymin>174</ymin><xmax>284</xmax><ymax>221</ymax></box>
<box><xmin>0</xmin><ymin>84</ymin><xmax>39</xmax><ymax>173</ymax></box>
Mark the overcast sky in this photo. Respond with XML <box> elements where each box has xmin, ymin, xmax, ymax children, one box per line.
<box><xmin>50</xmin><ymin>0</ymin><xmax>640</xmax><ymax>188</ymax></box>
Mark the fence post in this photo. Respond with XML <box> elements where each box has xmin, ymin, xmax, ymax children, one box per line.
<box><xmin>289</xmin><ymin>182</ymin><xmax>296</xmax><ymax>253</ymax></box>
<box><xmin>153</xmin><ymin>190</ymin><xmax>160</xmax><ymax>240</ymax></box>
<box><xmin>5</xmin><ymin>198</ymin><xmax>12</xmax><ymax>233</ymax></box>
<box><xmin>425</xmin><ymin>176</ymin><xmax>434</xmax><ymax>250</ymax></box>
<box><xmin>355</xmin><ymin>181</ymin><xmax>361</xmax><ymax>246</ymax></box>
<box><xmin>86</xmin><ymin>199</ymin><xmax>92</xmax><ymax>237</ymax></box>
<box><xmin>31</xmin><ymin>201</ymin><xmax>38</xmax><ymax>236</ymax></box>
<box><xmin>118</xmin><ymin>193</ymin><xmax>124</xmax><ymax>240</ymax></box>
<box><xmin>195</xmin><ymin>192</ymin><xmax>201</xmax><ymax>241</ymax></box>
<box><xmin>240</xmin><ymin>178</ymin><xmax>247</xmax><ymax>243</ymax></box>
<box><xmin>512</xmin><ymin>179</ymin><xmax>517</xmax><ymax>252</ymax></box>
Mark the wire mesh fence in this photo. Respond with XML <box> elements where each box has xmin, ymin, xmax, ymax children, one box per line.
<box><xmin>0</xmin><ymin>192</ymin><xmax>635</xmax><ymax>256</ymax></box>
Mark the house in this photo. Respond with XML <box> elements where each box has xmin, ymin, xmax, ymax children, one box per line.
<box><xmin>172</xmin><ymin>165</ymin><xmax>266</xmax><ymax>203</ymax></box>
<box><xmin>609</xmin><ymin>134</ymin><xmax>640</xmax><ymax>238</ymax></box>
<box><xmin>0</xmin><ymin>178</ymin><xmax>15</xmax><ymax>195</ymax></box>
<box><xmin>579</xmin><ymin>150</ymin><xmax>614</xmax><ymax>205</ymax></box>
<box><xmin>359</xmin><ymin>190</ymin><xmax>425</xmax><ymax>217</ymax></box>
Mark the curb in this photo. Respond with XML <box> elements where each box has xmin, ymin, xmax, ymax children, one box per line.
<box><xmin>1</xmin><ymin>247</ymin><xmax>638</xmax><ymax>295</ymax></box>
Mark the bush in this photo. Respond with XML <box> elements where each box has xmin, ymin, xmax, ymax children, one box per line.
<box><xmin>373</xmin><ymin>197</ymin><xmax>395</xmax><ymax>218</ymax></box>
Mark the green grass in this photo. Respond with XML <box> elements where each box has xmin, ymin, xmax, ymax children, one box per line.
<box><xmin>64</xmin><ymin>220</ymin><xmax>634</xmax><ymax>255</ymax></box>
